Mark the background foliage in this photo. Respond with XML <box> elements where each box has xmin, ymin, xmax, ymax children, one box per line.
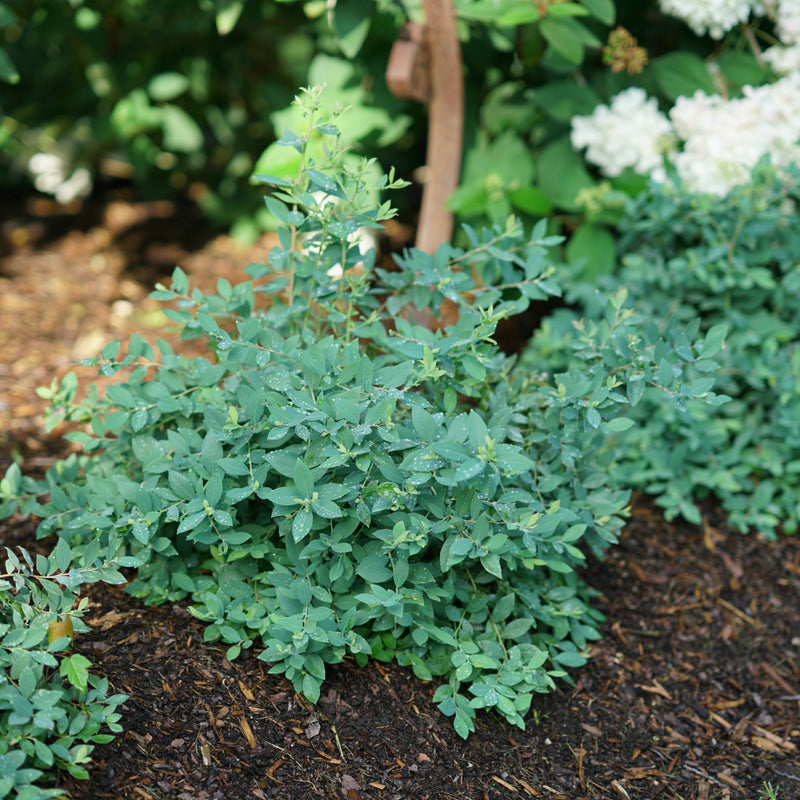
<box><xmin>0</xmin><ymin>0</ymin><xmax>777</xmax><ymax>244</ymax></box>
<box><xmin>530</xmin><ymin>161</ymin><xmax>800</xmax><ymax>537</ymax></box>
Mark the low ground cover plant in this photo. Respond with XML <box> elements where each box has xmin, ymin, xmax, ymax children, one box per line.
<box><xmin>0</xmin><ymin>545</ymin><xmax>127</xmax><ymax>799</ymax></box>
<box><xmin>528</xmin><ymin>160</ymin><xmax>800</xmax><ymax>537</ymax></box>
<box><xmin>0</xmin><ymin>89</ymin><xmax>726</xmax><ymax>794</ymax></box>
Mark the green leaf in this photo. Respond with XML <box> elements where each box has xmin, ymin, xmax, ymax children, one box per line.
<box><xmin>0</xmin><ymin>46</ymin><xmax>19</xmax><ymax>84</ymax></box>
<box><xmin>0</xmin><ymin>4</ymin><xmax>17</xmax><ymax>26</ymax></box>
<box><xmin>715</xmin><ymin>50</ymin><xmax>767</xmax><ymax>89</ymax></box>
<box><xmin>540</xmin><ymin>17</ymin><xmax>584</xmax><ymax>63</ymax></box>
<box><xmin>412</xmin><ymin>405</ymin><xmax>438</xmax><ymax>443</ymax></box>
<box><xmin>605</xmin><ymin>417</ymin><xmax>634</xmax><ymax>432</ymax></box>
<box><xmin>301</xmin><ymin>672</ymin><xmax>321</xmax><ymax>704</ymax></box>
<box><xmin>201</xmin><ymin>432</ymin><xmax>224</xmax><ymax>475</ymax></box>
<box><xmin>356</xmin><ymin>553</ymin><xmax>392</xmax><ymax>583</ymax></box>
<box><xmin>161</xmin><ymin>104</ymin><xmax>204</xmax><ymax>152</ymax></box>
<box><xmin>546</xmin><ymin>2</ymin><xmax>590</xmax><ymax>16</ymax></box>
<box><xmin>533</xmin><ymin>81</ymin><xmax>601</xmax><ymax>123</ymax></box>
<box><xmin>54</xmin><ymin>537</ymin><xmax>72</xmax><ymax>573</ymax></box>
<box><xmin>651</xmin><ymin>52</ymin><xmax>716</xmax><ymax>101</ymax></box>
<box><xmin>554</xmin><ymin>650</ymin><xmax>587</xmax><ymax>667</ymax></box>
<box><xmin>148</xmin><ymin>72</ymin><xmax>190</xmax><ymax>101</ymax></box>
<box><xmin>218</xmin><ymin>458</ymin><xmax>250</xmax><ymax>477</ymax></box>
<box><xmin>34</xmin><ymin>738</ymin><xmax>54</xmax><ymax>767</ymax></box>
<box><xmin>480</xmin><ymin>553</ymin><xmax>503</xmax><ymax>579</ymax></box>
<box><xmin>18</xmin><ymin>666</ymin><xmax>37</xmax><ymax>698</ymax></box>
<box><xmin>311</xmin><ymin>498</ymin><xmax>343</xmax><ymax>519</ymax></box>
<box><xmin>454</xmin><ymin>459</ymin><xmax>485</xmax><ymax>483</ymax></box>
<box><xmin>252</xmin><ymin>142</ymin><xmax>303</xmax><ymax>185</ymax></box>
<box><xmin>503</xmin><ymin>618</ymin><xmax>534</xmax><ymax>638</ymax></box>
<box><xmin>509</xmin><ymin>185</ymin><xmax>552</xmax><ymax>215</ymax></box>
<box><xmin>332</xmin><ymin>0</ymin><xmax>372</xmax><ymax>59</ymax></box>
<box><xmin>702</xmin><ymin>323</ymin><xmax>728</xmax><ymax>359</ymax></box>
<box><xmin>498</xmin><ymin>4</ymin><xmax>540</xmax><ymax>26</ymax></box>
<box><xmin>216</xmin><ymin>0</ymin><xmax>243</xmax><ymax>35</ymax></box>
<box><xmin>537</xmin><ymin>137</ymin><xmax>594</xmax><ymax>211</ymax></box>
<box><xmin>293</xmin><ymin>459</ymin><xmax>315</xmax><ymax>498</ymax></box>
<box><xmin>566</xmin><ymin>223</ymin><xmax>616</xmax><ymax>281</ymax></box>
<box><xmin>292</xmin><ymin>509</ymin><xmax>313</xmax><ymax>542</ymax></box>
<box><xmin>60</xmin><ymin>654</ymin><xmax>92</xmax><ymax>694</ymax></box>
<box><xmin>172</xmin><ymin>572</ymin><xmax>196</xmax><ymax>592</ymax></box>
<box><xmin>580</xmin><ymin>0</ymin><xmax>615</xmax><ymax>25</ymax></box>
<box><xmin>492</xmin><ymin>593</ymin><xmax>516</xmax><ymax>622</ymax></box>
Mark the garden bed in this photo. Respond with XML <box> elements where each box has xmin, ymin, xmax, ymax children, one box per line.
<box><xmin>1</xmin><ymin>195</ymin><xmax>798</xmax><ymax>800</ymax></box>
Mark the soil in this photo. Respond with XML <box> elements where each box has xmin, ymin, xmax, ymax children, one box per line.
<box><xmin>1</xmin><ymin>193</ymin><xmax>799</xmax><ymax>800</ymax></box>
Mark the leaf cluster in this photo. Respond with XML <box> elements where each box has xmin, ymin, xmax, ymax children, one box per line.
<box><xmin>0</xmin><ymin>94</ymin><xmax>716</xmax><ymax>747</ymax></box>
<box><xmin>0</xmin><ymin>542</ymin><xmax>127</xmax><ymax>799</ymax></box>
<box><xmin>534</xmin><ymin>159</ymin><xmax>800</xmax><ymax>536</ymax></box>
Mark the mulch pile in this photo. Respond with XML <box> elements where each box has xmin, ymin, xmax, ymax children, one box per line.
<box><xmin>4</xmin><ymin>502</ymin><xmax>798</xmax><ymax>800</ymax></box>
<box><xmin>1</xmin><ymin>193</ymin><xmax>799</xmax><ymax>799</ymax></box>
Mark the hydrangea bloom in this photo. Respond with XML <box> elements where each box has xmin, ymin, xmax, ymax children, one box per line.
<box><xmin>763</xmin><ymin>42</ymin><xmax>800</xmax><ymax>73</ymax></box>
<box><xmin>657</xmin><ymin>0</ymin><xmax>758</xmax><ymax>38</ymax></box>
<box><xmin>761</xmin><ymin>0</ymin><xmax>800</xmax><ymax>70</ymax></box>
<box><xmin>659</xmin><ymin>0</ymin><xmax>800</xmax><ymax>43</ymax></box>
<box><xmin>773</xmin><ymin>0</ymin><xmax>800</xmax><ymax>42</ymax></box>
<box><xmin>27</xmin><ymin>153</ymin><xmax>92</xmax><ymax>204</ymax></box>
<box><xmin>570</xmin><ymin>88</ymin><xmax>674</xmax><ymax>179</ymax></box>
<box><xmin>571</xmin><ymin>74</ymin><xmax>800</xmax><ymax>196</ymax></box>
<box><xmin>670</xmin><ymin>74</ymin><xmax>800</xmax><ymax>193</ymax></box>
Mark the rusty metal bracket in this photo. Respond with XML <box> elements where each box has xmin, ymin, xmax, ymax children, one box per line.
<box><xmin>386</xmin><ymin>22</ymin><xmax>431</xmax><ymax>103</ymax></box>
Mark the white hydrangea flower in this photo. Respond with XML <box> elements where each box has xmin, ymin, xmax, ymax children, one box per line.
<box><xmin>571</xmin><ymin>72</ymin><xmax>800</xmax><ymax>197</ymax></box>
<box><xmin>27</xmin><ymin>152</ymin><xmax>93</xmax><ymax>204</ymax></box>
<box><xmin>763</xmin><ymin>41</ymin><xmax>800</xmax><ymax>73</ymax></box>
<box><xmin>773</xmin><ymin>0</ymin><xmax>800</xmax><ymax>42</ymax></box>
<box><xmin>658</xmin><ymin>0</ymin><xmax>757</xmax><ymax>38</ymax></box>
<box><xmin>668</xmin><ymin>74</ymin><xmax>800</xmax><ymax>194</ymax></box>
<box><xmin>570</xmin><ymin>88</ymin><xmax>675</xmax><ymax>180</ymax></box>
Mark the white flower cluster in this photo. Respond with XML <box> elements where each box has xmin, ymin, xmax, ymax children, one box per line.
<box><xmin>657</xmin><ymin>0</ymin><xmax>800</xmax><ymax>70</ymax></box>
<box><xmin>570</xmin><ymin>74</ymin><xmax>800</xmax><ymax>195</ymax></box>
<box><xmin>657</xmin><ymin>0</ymin><xmax>759</xmax><ymax>39</ymax></box>
<box><xmin>671</xmin><ymin>74</ymin><xmax>800</xmax><ymax>193</ymax></box>
<box><xmin>569</xmin><ymin>88</ymin><xmax>674</xmax><ymax>181</ymax></box>
<box><xmin>762</xmin><ymin>42</ymin><xmax>800</xmax><ymax>73</ymax></box>
<box><xmin>772</xmin><ymin>0</ymin><xmax>800</xmax><ymax>41</ymax></box>
<box><xmin>27</xmin><ymin>152</ymin><xmax>92</xmax><ymax>204</ymax></box>
<box><xmin>763</xmin><ymin>0</ymin><xmax>800</xmax><ymax>73</ymax></box>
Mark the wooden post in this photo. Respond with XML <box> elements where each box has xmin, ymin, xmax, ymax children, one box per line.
<box><xmin>415</xmin><ymin>0</ymin><xmax>463</xmax><ymax>255</ymax></box>
<box><xmin>385</xmin><ymin>0</ymin><xmax>464</xmax><ymax>327</ymax></box>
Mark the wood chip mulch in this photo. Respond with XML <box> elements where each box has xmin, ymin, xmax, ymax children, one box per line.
<box><xmin>4</xmin><ymin>500</ymin><xmax>797</xmax><ymax>800</ymax></box>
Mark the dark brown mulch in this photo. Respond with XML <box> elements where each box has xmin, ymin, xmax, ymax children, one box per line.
<box><xmin>3</xmin><ymin>501</ymin><xmax>798</xmax><ymax>800</ymax></box>
<box><xmin>2</xmin><ymin>195</ymin><xmax>799</xmax><ymax>800</ymax></box>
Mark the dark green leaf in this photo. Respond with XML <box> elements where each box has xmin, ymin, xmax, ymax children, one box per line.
<box><xmin>651</xmin><ymin>52</ymin><xmax>716</xmax><ymax>101</ymax></box>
